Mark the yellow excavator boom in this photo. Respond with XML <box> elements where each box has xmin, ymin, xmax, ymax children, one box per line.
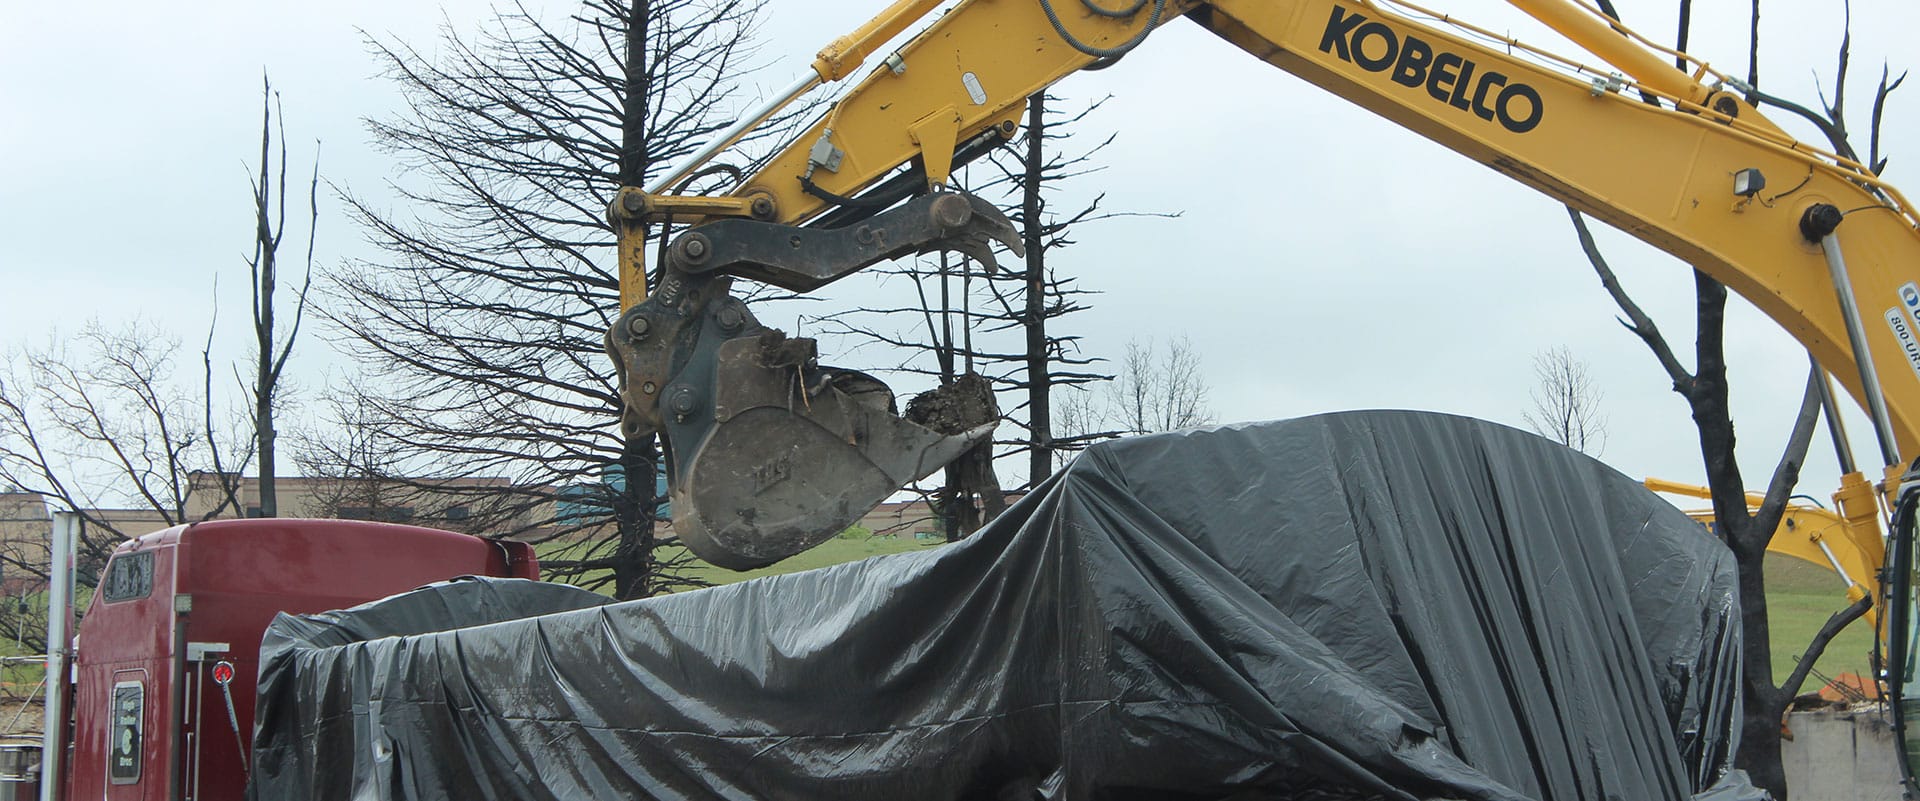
<box><xmin>606</xmin><ymin>0</ymin><xmax>1920</xmax><ymax>581</ymax></box>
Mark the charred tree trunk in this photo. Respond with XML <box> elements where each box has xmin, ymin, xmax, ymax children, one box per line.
<box><xmin>253</xmin><ymin>85</ymin><xmax>282</xmax><ymax>519</ymax></box>
<box><xmin>1573</xmin><ymin>211</ymin><xmax>1844</xmax><ymax>800</ymax></box>
<box><xmin>613</xmin><ymin>0</ymin><xmax>660</xmax><ymax>598</ymax></box>
<box><xmin>1564</xmin><ymin>3</ymin><xmax>1906</xmax><ymax>792</ymax></box>
<box><xmin>1022</xmin><ymin>94</ymin><xmax>1053</xmax><ymax>483</ymax></box>
<box><xmin>1682</xmin><ymin>273</ymin><xmax>1785</xmax><ymax>795</ymax></box>
<box><xmin>614</xmin><ymin>433</ymin><xmax>659</xmax><ymax>598</ymax></box>
<box><xmin>248</xmin><ymin>77</ymin><xmax>315</xmax><ymax>518</ymax></box>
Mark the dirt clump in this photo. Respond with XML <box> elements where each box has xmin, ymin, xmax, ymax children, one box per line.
<box><xmin>905</xmin><ymin>373</ymin><xmax>998</xmax><ymax>434</ymax></box>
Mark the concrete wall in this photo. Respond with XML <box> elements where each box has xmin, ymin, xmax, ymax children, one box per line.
<box><xmin>1783</xmin><ymin>708</ymin><xmax>1904</xmax><ymax>801</ymax></box>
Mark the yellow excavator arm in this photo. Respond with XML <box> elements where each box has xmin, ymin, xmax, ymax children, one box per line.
<box><xmin>1647</xmin><ymin>477</ymin><xmax>1886</xmax><ymax>626</ymax></box>
<box><xmin>605</xmin><ymin>0</ymin><xmax>1920</xmax><ymax>576</ymax></box>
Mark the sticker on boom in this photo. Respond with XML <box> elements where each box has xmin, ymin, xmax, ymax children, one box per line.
<box><xmin>1885</xmin><ymin>306</ymin><xmax>1920</xmax><ymax>382</ymax></box>
<box><xmin>1319</xmin><ymin>6</ymin><xmax>1544</xmax><ymax>134</ymax></box>
<box><xmin>1890</xmin><ymin>282</ymin><xmax>1920</xmax><ymax>382</ymax></box>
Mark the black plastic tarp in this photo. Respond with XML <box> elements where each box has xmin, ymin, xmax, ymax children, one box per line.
<box><xmin>251</xmin><ymin>411</ymin><xmax>1758</xmax><ymax>801</ymax></box>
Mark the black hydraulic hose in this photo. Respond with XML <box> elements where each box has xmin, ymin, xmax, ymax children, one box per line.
<box><xmin>800</xmin><ymin>174</ymin><xmax>896</xmax><ymax>211</ymax></box>
<box><xmin>1037</xmin><ymin>0</ymin><xmax>1166</xmax><ymax>58</ymax></box>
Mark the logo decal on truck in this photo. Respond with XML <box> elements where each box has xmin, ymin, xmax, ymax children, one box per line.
<box><xmin>110</xmin><ymin>681</ymin><xmax>143</xmax><ymax>784</ymax></box>
<box><xmin>1319</xmin><ymin>5</ymin><xmax>1544</xmax><ymax>134</ymax></box>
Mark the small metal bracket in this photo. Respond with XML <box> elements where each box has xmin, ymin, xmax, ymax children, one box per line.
<box><xmin>907</xmin><ymin>107</ymin><xmax>962</xmax><ymax>187</ymax></box>
<box><xmin>808</xmin><ymin>132</ymin><xmax>845</xmax><ymax>173</ymax></box>
<box><xmin>1589</xmin><ymin>72</ymin><xmax>1626</xmax><ymax>97</ymax></box>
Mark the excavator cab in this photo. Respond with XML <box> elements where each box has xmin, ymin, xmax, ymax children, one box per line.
<box><xmin>1882</xmin><ymin>474</ymin><xmax>1920</xmax><ymax>788</ymax></box>
<box><xmin>606</xmin><ymin>191</ymin><xmax>1021</xmax><ymax>569</ymax></box>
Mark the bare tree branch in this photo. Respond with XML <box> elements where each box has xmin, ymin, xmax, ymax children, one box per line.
<box><xmin>1566</xmin><ymin>208</ymin><xmax>1692</xmax><ymax>390</ymax></box>
<box><xmin>246</xmin><ymin>74</ymin><xmax>318</xmax><ymax>517</ymax></box>
<box><xmin>1750</xmin><ymin>365</ymin><xmax>1827</xmax><ymax>550</ymax></box>
<box><xmin>1522</xmin><ymin>346</ymin><xmax>1607</xmax><ymax>454</ymax></box>
<box><xmin>0</xmin><ymin>321</ymin><xmax>250</xmax><ymax>591</ymax></box>
<box><xmin>322</xmin><ymin>0</ymin><xmax>776</xmax><ymax>598</ymax></box>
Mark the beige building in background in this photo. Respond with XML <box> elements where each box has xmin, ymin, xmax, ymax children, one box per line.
<box><xmin>0</xmin><ymin>493</ymin><xmax>51</xmax><ymax>594</ymax></box>
<box><xmin>177</xmin><ymin>472</ymin><xmax>526</xmax><ymax>532</ymax></box>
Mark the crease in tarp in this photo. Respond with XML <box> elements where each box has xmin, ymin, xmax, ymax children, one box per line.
<box><xmin>250</xmin><ymin>411</ymin><xmax>1764</xmax><ymax>801</ymax></box>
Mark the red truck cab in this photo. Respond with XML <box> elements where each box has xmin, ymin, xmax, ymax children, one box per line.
<box><xmin>61</xmin><ymin>518</ymin><xmax>537</xmax><ymax>801</ymax></box>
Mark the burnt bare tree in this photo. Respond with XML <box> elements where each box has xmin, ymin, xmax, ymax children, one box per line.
<box><xmin>1576</xmin><ymin>2</ymin><xmax>1901</xmax><ymax>794</ymax></box>
<box><xmin>1522</xmin><ymin>345</ymin><xmax>1607</xmax><ymax>454</ymax></box>
<box><xmin>0</xmin><ymin>322</ymin><xmax>250</xmax><ymax>587</ymax></box>
<box><xmin>245</xmin><ymin>75</ymin><xmax>317</xmax><ymax>518</ymax></box>
<box><xmin>1573</xmin><ymin>207</ymin><xmax>1830</xmax><ymax>800</ymax></box>
<box><xmin>324</xmin><ymin>0</ymin><xmax>768</xmax><ymax>598</ymax></box>
<box><xmin>815</xmin><ymin>92</ymin><xmax>1164</xmax><ymax>539</ymax></box>
<box><xmin>838</xmin><ymin>252</ymin><xmax>1009</xmax><ymax>542</ymax></box>
<box><xmin>983</xmin><ymin>93</ymin><xmax>1151</xmax><ymax>482</ymax></box>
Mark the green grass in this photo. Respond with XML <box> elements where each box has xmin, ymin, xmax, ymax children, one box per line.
<box><xmin>1765</xmin><ymin>553</ymin><xmax>1875</xmax><ymax>686</ymax></box>
<box><xmin>663</xmin><ymin>535</ymin><xmax>946</xmax><ymax>587</ymax></box>
<box><xmin>536</xmin><ymin>532</ymin><xmax>947</xmax><ymax>593</ymax></box>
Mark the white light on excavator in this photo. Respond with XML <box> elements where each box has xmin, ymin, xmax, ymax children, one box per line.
<box><xmin>1733</xmin><ymin>168</ymin><xmax>1766</xmax><ymax>197</ymax></box>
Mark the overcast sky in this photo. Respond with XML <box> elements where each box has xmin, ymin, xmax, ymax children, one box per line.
<box><xmin>3</xmin><ymin>0</ymin><xmax>1917</xmax><ymax>509</ymax></box>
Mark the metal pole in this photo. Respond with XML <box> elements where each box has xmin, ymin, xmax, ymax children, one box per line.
<box><xmin>1817</xmin><ymin>231</ymin><xmax>1902</xmax><ymax>468</ymax></box>
<box><xmin>644</xmin><ymin>73</ymin><xmax>820</xmax><ymax>195</ymax></box>
<box><xmin>41</xmin><ymin>512</ymin><xmax>75</xmax><ymax>801</ymax></box>
<box><xmin>1507</xmin><ymin>0</ymin><xmax>1710</xmax><ymax>106</ymax></box>
<box><xmin>1812</xmin><ymin>357</ymin><xmax>1859</xmax><ymax>475</ymax></box>
<box><xmin>1815</xmin><ymin>538</ymin><xmax>1857</xmax><ymax>590</ymax></box>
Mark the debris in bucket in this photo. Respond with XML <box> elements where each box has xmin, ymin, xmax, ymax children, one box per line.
<box><xmin>905</xmin><ymin>373</ymin><xmax>999</xmax><ymax>434</ymax></box>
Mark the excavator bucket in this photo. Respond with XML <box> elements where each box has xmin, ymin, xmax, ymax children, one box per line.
<box><xmin>607</xmin><ymin>192</ymin><xmax>1021</xmax><ymax>569</ymax></box>
<box><xmin>668</xmin><ymin>338</ymin><xmax>995</xmax><ymax>569</ymax></box>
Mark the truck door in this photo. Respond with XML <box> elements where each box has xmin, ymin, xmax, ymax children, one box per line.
<box><xmin>68</xmin><ymin>545</ymin><xmax>174</xmax><ymax>801</ymax></box>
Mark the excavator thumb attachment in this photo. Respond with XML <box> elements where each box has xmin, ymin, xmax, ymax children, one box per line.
<box><xmin>608</xmin><ymin>191</ymin><xmax>1021</xmax><ymax>569</ymax></box>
